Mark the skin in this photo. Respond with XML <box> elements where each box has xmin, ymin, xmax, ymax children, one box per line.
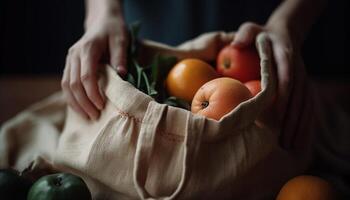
<box><xmin>232</xmin><ymin>0</ymin><xmax>327</xmax><ymax>148</ymax></box>
<box><xmin>62</xmin><ymin>0</ymin><xmax>327</xmax><ymax>121</ymax></box>
<box><xmin>61</xmin><ymin>0</ymin><xmax>127</xmax><ymax>120</ymax></box>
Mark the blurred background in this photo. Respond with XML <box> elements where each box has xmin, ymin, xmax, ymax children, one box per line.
<box><xmin>0</xmin><ymin>0</ymin><xmax>348</xmax><ymax>122</ymax></box>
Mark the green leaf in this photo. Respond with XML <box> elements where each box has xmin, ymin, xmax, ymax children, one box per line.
<box><xmin>148</xmin><ymin>54</ymin><xmax>177</xmax><ymax>83</ymax></box>
<box><xmin>149</xmin><ymin>89</ymin><xmax>158</xmax><ymax>97</ymax></box>
<box><xmin>142</xmin><ymin>72</ymin><xmax>158</xmax><ymax>98</ymax></box>
<box><xmin>133</xmin><ymin>59</ymin><xmax>143</xmax><ymax>89</ymax></box>
<box><xmin>124</xmin><ymin>22</ymin><xmax>185</xmax><ymax>107</ymax></box>
<box><xmin>148</xmin><ymin>55</ymin><xmax>178</xmax><ymax>102</ymax></box>
<box><xmin>126</xmin><ymin>73</ymin><xmax>136</xmax><ymax>86</ymax></box>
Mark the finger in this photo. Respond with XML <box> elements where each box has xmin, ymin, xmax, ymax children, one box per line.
<box><xmin>61</xmin><ymin>56</ymin><xmax>89</xmax><ymax>119</ymax></box>
<box><xmin>80</xmin><ymin>43</ymin><xmax>104</xmax><ymax>110</ymax></box>
<box><xmin>232</xmin><ymin>22</ymin><xmax>262</xmax><ymax>48</ymax></box>
<box><xmin>69</xmin><ymin>54</ymin><xmax>100</xmax><ymax>120</ymax></box>
<box><xmin>109</xmin><ymin>34</ymin><xmax>128</xmax><ymax>77</ymax></box>
<box><xmin>63</xmin><ymin>87</ymin><xmax>90</xmax><ymax>120</ymax></box>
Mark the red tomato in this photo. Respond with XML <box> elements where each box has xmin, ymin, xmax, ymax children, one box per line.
<box><xmin>244</xmin><ymin>80</ymin><xmax>261</xmax><ymax>96</ymax></box>
<box><xmin>217</xmin><ymin>45</ymin><xmax>260</xmax><ymax>82</ymax></box>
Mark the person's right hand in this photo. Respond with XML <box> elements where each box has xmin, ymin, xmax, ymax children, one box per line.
<box><xmin>61</xmin><ymin>13</ymin><xmax>128</xmax><ymax>120</ymax></box>
<box><xmin>232</xmin><ymin>21</ymin><xmax>308</xmax><ymax>149</ymax></box>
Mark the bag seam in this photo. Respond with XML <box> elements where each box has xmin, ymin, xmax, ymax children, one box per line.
<box><xmin>114</xmin><ymin>105</ymin><xmax>185</xmax><ymax>142</ymax></box>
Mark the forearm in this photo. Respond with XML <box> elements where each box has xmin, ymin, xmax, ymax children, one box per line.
<box><xmin>267</xmin><ymin>0</ymin><xmax>327</xmax><ymax>45</ymax></box>
<box><xmin>84</xmin><ymin>0</ymin><xmax>124</xmax><ymax>28</ymax></box>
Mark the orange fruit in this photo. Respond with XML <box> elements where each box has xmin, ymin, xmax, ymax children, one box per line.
<box><xmin>166</xmin><ymin>58</ymin><xmax>218</xmax><ymax>102</ymax></box>
<box><xmin>217</xmin><ymin>45</ymin><xmax>260</xmax><ymax>82</ymax></box>
<box><xmin>191</xmin><ymin>77</ymin><xmax>252</xmax><ymax>120</ymax></box>
<box><xmin>276</xmin><ymin>175</ymin><xmax>335</xmax><ymax>200</ymax></box>
<box><xmin>244</xmin><ymin>80</ymin><xmax>261</xmax><ymax>96</ymax></box>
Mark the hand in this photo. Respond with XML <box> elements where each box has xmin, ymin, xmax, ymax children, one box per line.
<box><xmin>61</xmin><ymin>13</ymin><xmax>128</xmax><ymax>120</ymax></box>
<box><xmin>232</xmin><ymin>21</ymin><xmax>307</xmax><ymax>148</ymax></box>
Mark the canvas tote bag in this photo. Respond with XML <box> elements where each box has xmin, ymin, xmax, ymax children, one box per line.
<box><xmin>0</xmin><ymin>32</ymin><xmax>314</xmax><ymax>199</ymax></box>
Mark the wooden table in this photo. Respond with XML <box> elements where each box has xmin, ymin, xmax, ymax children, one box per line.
<box><xmin>0</xmin><ymin>75</ymin><xmax>61</xmax><ymax>124</ymax></box>
<box><xmin>0</xmin><ymin>75</ymin><xmax>349</xmax><ymax>125</ymax></box>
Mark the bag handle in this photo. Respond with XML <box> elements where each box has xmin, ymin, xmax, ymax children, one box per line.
<box><xmin>133</xmin><ymin>102</ymin><xmax>204</xmax><ymax>199</ymax></box>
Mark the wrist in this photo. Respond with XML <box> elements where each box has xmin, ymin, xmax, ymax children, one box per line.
<box><xmin>84</xmin><ymin>0</ymin><xmax>124</xmax><ymax>29</ymax></box>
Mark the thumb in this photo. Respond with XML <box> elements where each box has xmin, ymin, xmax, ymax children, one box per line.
<box><xmin>109</xmin><ymin>35</ymin><xmax>128</xmax><ymax>77</ymax></box>
<box><xmin>232</xmin><ymin>22</ymin><xmax>262</xmax><ymax>48</ymax></box>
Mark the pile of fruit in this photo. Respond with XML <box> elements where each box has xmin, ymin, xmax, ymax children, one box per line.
<box><xmin>166</xmin><ymin>45</ymin><xmax>261</xmax><ymax>121</ymax></box>
<box><xmin>126</xmin><ymin>23</ymin><xmax>262</xmax><ymax>121</ymax></box>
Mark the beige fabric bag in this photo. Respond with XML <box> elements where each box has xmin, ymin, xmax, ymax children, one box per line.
<box><xmin>0</xmin><ymin>32</ymin><xmax>313</xmax><ymax>199</ymax></box>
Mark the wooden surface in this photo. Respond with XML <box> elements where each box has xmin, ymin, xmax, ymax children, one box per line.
<box><xmin>0</xmin><ymin>76</ymin><xmax>349</xmax><ymax>125</ymax></box>
<box><xmin>0</xmin><ymin>75</ymin><xmax>61</xmax><ymax>124</ymax></box>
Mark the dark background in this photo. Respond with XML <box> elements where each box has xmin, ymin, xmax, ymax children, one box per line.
<box><xmin>0</xmin><ymin>0</ymin><xmax>347</xmax><ymax>79</ymax></box>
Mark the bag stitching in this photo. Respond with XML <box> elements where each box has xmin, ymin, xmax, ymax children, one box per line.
<box><xmin>158</xmin><ymin>131</ymin><xmax>184</xmax><ymax>143</ymax></box>
<box><xmin>114</xmin><ymin>106</ymin><xmax>185</xmax><ymax>142</ymax></box>
<box><xmin>114</xmin><ymin>107</ymin><xmax>143</xmax><ymax>123</ymax></box>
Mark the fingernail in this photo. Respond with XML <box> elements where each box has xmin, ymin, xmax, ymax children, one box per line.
<box><xmin>91</xmin><ymin>114</ymin><xmax>98</xmax><ymax>121</ymax></box>
<box><xmin>81</xmin><ymin>114</ymin><xmax>89</xmax><ymax>121</ymax></box>
<box><xmin>117</xmin><ymin>66</ymin><xmax>127</xmax><ymax>77</ymax></box>
<box><xmin>96</xmin><ymin>101</ymin><xmax>104</xmax><ymax>110</ymax></box>
<box><xmin>91</xmin><ymin>110</ymin><xmax>100</xmax><ymax>120</ymax></box>
<box><xmin>96</xmin><ymin>103</ymin><xmax>102</xmax><ymax>110</ymax></box>
<box><xmin>231</xmin><ymin>41</ymin><xmax>242</xmax><ymax>47</ymax></box>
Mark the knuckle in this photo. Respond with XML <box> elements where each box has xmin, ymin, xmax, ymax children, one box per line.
<box><xmin>64</xmin><ymin>56</ymin><xmax>70</xmax><ymax>67</ymax></box>
<box><xmin>69</xmin><ymin>80</ymin><xmax>80</xmax><ymax>90</ymax></box>
<box><xmin>81</xmin><ymin>40</ymin><xmax>95</xmax><ymax>53</ymax></box>
<box><xmin>61</xmin><ymin>79</ymin><xmax>70</xmax><ymax>89</ymax></box>
<box><xmin>81</xmin><ymin>73</ymin><xmax>93</xmax><ymax>84</ymax></box>
<box><xmin>242</xmin><ymin>21</ymin><xmax>256</xmax><ymax>29</ymax></box>
<box><xmin>68</xmin><ymin>46</ymin><xmax>76</xmax><ymax>55</ymax></box>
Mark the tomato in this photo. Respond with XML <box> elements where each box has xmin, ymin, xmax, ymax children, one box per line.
<box><xmin>27</xmin><ymin>173</ymin><xmax>91</xmax><ymax>200</ymax></box>
<box><xmin>276</xmin><ymin>175</ymin><xmax>335</xmax><ymax>200</ymax></box>
<box><xmin>244</xmin><ymin>80</ymin><xmax>261</xmax><ymax>96</ymax></box>
<box><xmin>217</xmin><ymin>45</ymin><xmax>260</xmax><ymax>82</ymax></box>
<box><xmin>191</xmin><ymin>77</ymin><xmax>252</xmax><ymax>120</ymax></box>
<box><xmin>166</xmin><ymin>58</ymin><xmax>218</xmax><ymax>102</ymax></box>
